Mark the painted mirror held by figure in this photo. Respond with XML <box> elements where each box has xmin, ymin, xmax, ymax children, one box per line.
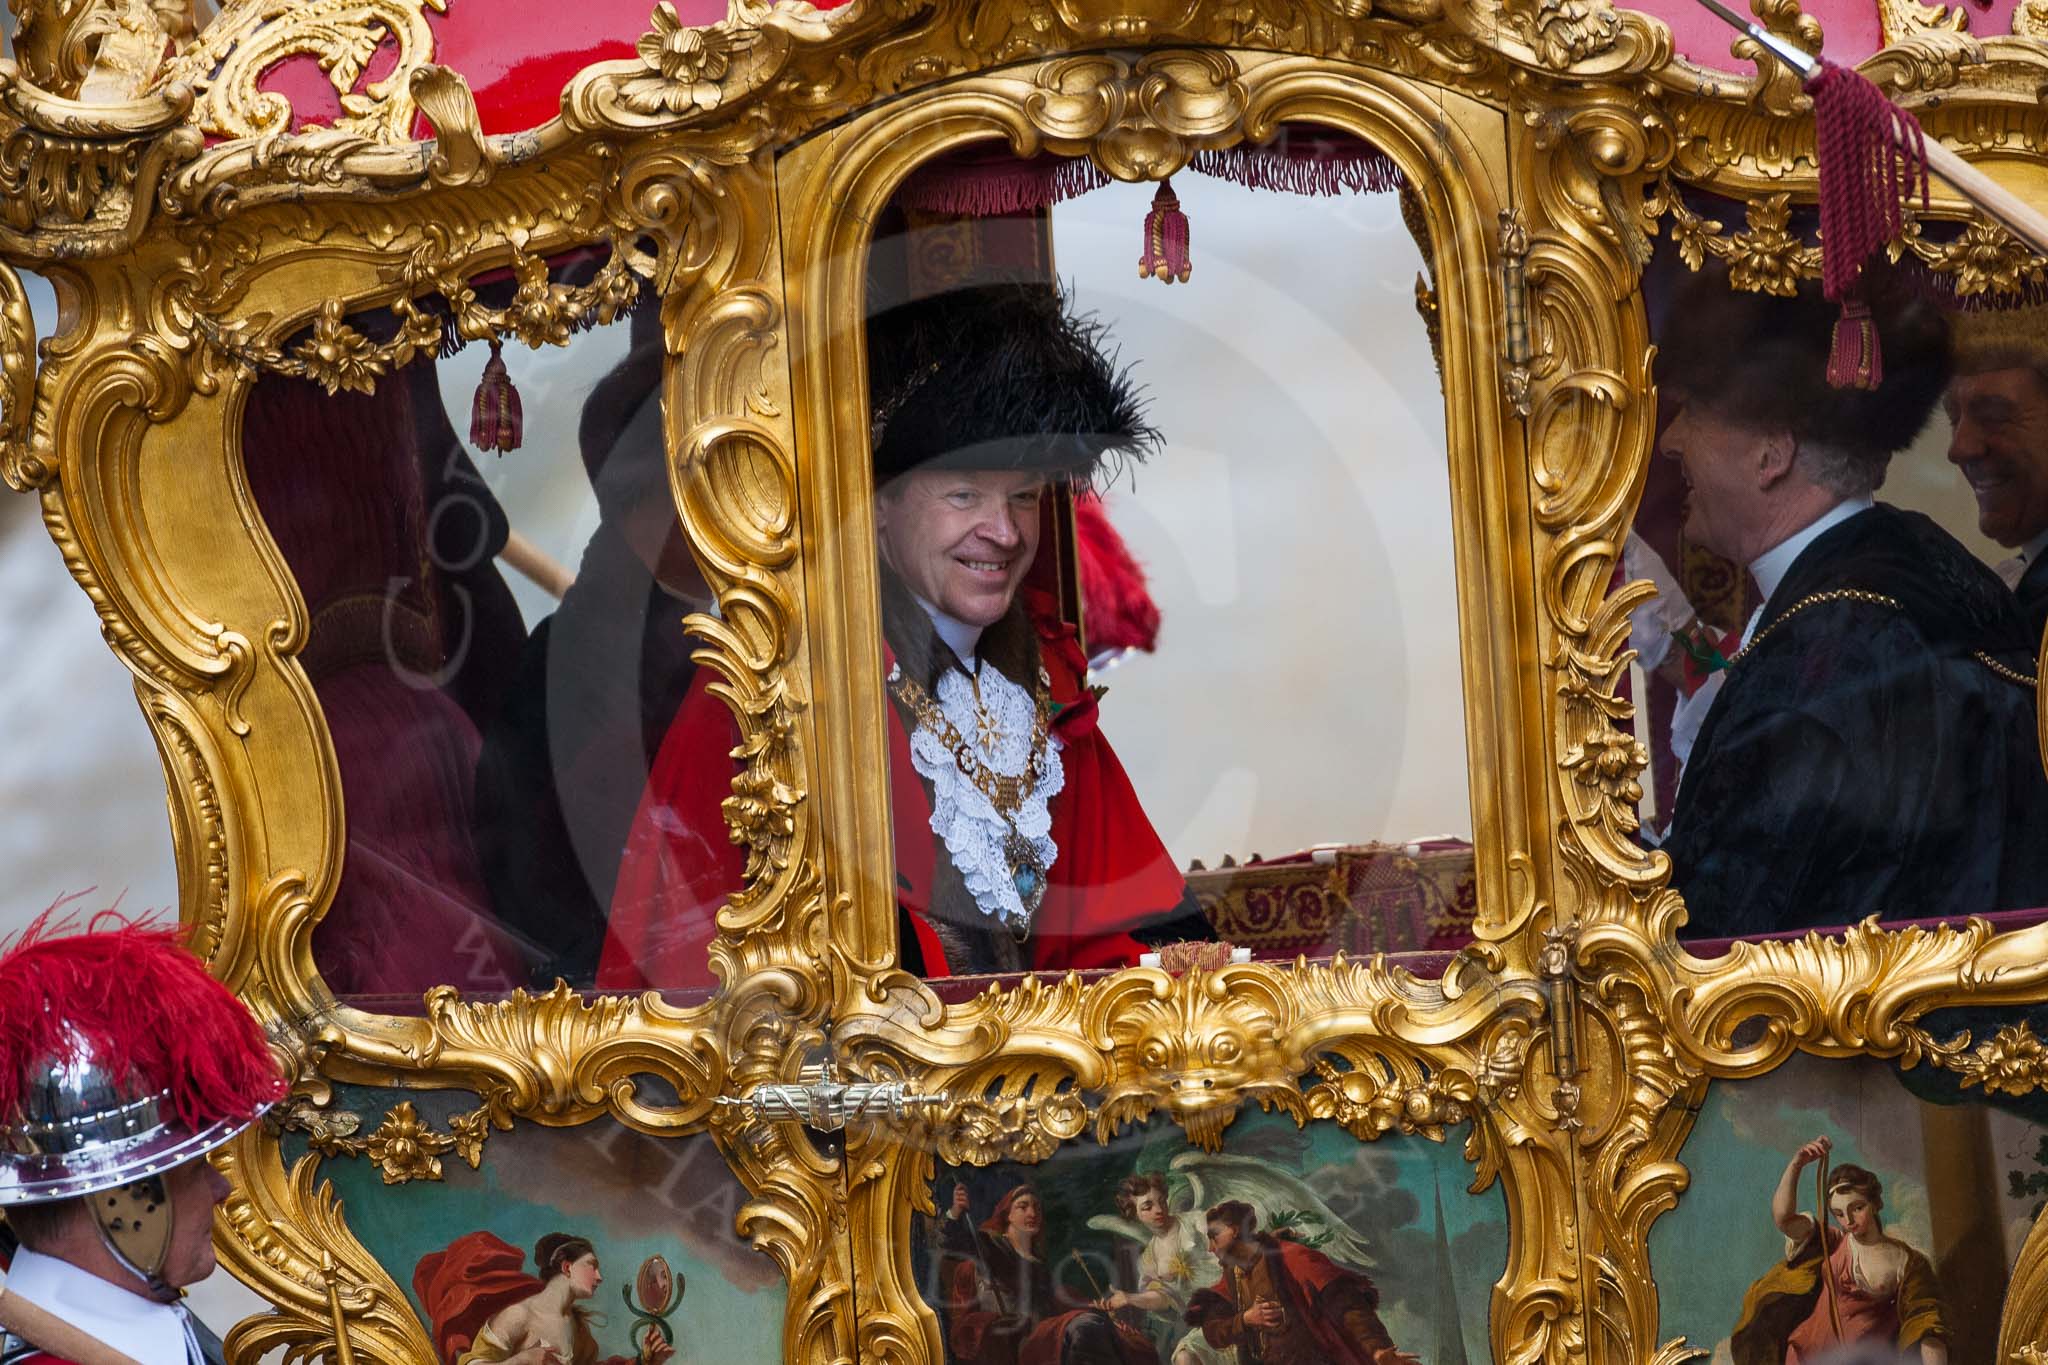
<box><xmin>242</xmin><ymin>1088</ymin><xmax>789</xmax><ymax>1364</ymax></box>
<box><xmin>1621</xmin><ymin>193</ymin><xmax>2048</xmax><ymax>947</ymax></box>
<box><xmin>239</xmin><ymin>282</ymin><xmax>715</xmax><ymax>1005</ymax></box>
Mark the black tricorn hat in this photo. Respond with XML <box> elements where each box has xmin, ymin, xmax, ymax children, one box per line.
<box><xmin>866</xmin><ymin>281</ymin><xmax>1159</xmax><ymax>486</ymax></box>
<box><xmin>1653</xmin><ymin>262</ymin><xmax>1950</xmax><ymax>461</ymax></box>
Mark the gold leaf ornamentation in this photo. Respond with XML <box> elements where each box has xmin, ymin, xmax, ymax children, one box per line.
<box><xmin>156</xmin><ymin>0</ymin><xmax>450</xmax><ymax>143</ymax></box>
<box><xmin>289</xmin><ymin>298</ymin><xmax>385</xmax><ymax>395</ymax></box>
<box><xmin>1909</xmin><ymin>1019</ymin><xmax>2048</xmax><ymax>1096</ymax></box>
<box><xmin>1724</xmin><ymin>192</ymin><xmax>1809</xmax><ymax>296</ymax></box>
<box><xmin>189</xmin><ymin>235</ymin><xmax>644</xmax><ymax>396</ymax></box>
<box><xmin>297</xmin><ymin>1095</ymin><xmax>509</xmax><ymax>1185</ymax></box>
<box><xmin>214</xmin><ymin>1123</ymin><xmax>438</xmax><ymax>1363</ymax></box>
<box><xmin>622</xmin><ymin>1</ymin><xmax>765</xmax><ymax>116</ymax></box>
<box><xmin>1024</xmin><ymin>50</ymin><xmax>1247</xmax><ymax>181</ymax></box>
<box><xmin>1504</xmin><ymin>0</ymin><xmax>1623</xmax><ymax>69</ymax></box>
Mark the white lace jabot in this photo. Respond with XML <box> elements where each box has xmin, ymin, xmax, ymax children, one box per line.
<box><xmin>902</xmin><ymin>661</ymin><xmax>1063</xmax><ymax>931</ymax></box>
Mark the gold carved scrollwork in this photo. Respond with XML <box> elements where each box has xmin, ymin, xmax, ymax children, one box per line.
<box><xmin>843</xmin><ymin>959</ymin><xmax>1546</xmax><ymax>1160</ymax></box>
<box><xmin>157</xmin><ymin>0</ymin><xmax>448</xmax><ymax>143</ymax></box>
<box><xmin>14</xmin><ymin>0</ymin><xmax>2048</xmax><ymax>1358</ymax></box>
<box><xmin>410</xmin><ymin>63</ymin><xmax>492</xmax><ymax>190</ymax></box>
<box><xmin>1023</xmin><ymin>51</ymin><xmax>1247</xmax><ymax>181</ymax></box>
<box><xmin>1652</xmin><ymin>173</ymin><xmax>2048</xmax><ymax>298</ymax></box>
<box><xmin>187</xmin><ymin>232</ymin><xmax>644</xmax><ymax>394</ymax></box>
<box><xmin>7</xmin><ymin>0</ymin><xmax>195</xmax><ymax>97</ymax></box>
<box><xmin>620</xmin><ymin>0</ymin><xmax>767</xmax><ymax>117</ymax></box>
<box><xmin>213</xmin><ymin>1124</ymin><xmax>438</xmax><ymax>1363</ymax></box>
<box><xmin>1733</xmin><ymin>0</ymin><xmax>1823</xmax><ymax>117</ymax></box>
<box><xmin>0</xmin><ymin>262</ymin><xmax>38</xmax><ymax>490</ymax></box>
<box><xmin>1502</xmin><ymin>0</ymin><xmax>1623</xmax><ymax>71</ymax></box>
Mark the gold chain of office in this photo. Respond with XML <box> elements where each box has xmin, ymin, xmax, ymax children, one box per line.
<box><xmin>1725</xmin><ymin>588</ymin><xmax>2040</xmax><ymax>687</ymax></box>
<box><xmin>888</xmin><ymin>666</ymin><xmax>1057</xmax><ymax>816</ymax></box>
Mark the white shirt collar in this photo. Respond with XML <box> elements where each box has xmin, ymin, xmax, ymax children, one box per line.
<box><xmin>3</xmin><ymin>1248</ymin><xmax>199</xmax><ymax>1365</ymax></box>
<box><xmin>914</xmin><ymin>596</ymin><xmax>983</xmax><ymax>665</ymax></box>
<box><xmin>1749</xmin><ymin>497</ymin><xmax>1874</xmax><ymax>609</ymax></box>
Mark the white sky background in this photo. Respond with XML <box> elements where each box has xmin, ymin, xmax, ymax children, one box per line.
<box><xmin>1051</xmin><ymin>176</ymin><xmax>1471</xmax><ymax>864</ymax></box>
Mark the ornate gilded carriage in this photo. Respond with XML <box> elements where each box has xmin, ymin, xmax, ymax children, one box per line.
<box><xmin>6</xmin><ymin>0</ymin><xmax>2048</xmax><ymax>1358</ymax></box>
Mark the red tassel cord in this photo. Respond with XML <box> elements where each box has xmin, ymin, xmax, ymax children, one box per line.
<box><xmin>0</xmin><ymin>906</ymin><xmax>285</xmax><ymax>1134</ymax></box>
<box><xmin>1806</xmin><ymin>61</ymin><xmax>1930</xmax><ymax>390</ymax></box>
<box><xmin>1139</xmin><ymin>179</ymin><xmax>1192</xmax><ymax>284</ymax></box>
<box><xmin>469</xmin><ymin>339</ymin><xmax>524</xmax><ymax>453</ymax></box>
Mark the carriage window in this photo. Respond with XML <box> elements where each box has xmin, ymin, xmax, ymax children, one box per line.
<box><xmin>245</xmin><ymin>281</ymin><xmax>714</xmax><ymax>1006</ymax></box>
<box><xmin>1630</xmin><ymin>222</ymin><xmax>2048</xmax><ymax>946</ymax></box>
<box><xmin>847</xmin><ymin>135</ymin><xmax>1471</xmax><ymax>980</ymax></box>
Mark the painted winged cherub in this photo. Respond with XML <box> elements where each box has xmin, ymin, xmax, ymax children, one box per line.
<box><xmin>1087</xmin><ymin>1154</ymin><xmax>1378</xmax><ymax>1365</ymax></box>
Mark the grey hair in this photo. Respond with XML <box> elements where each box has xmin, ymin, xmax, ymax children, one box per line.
<box><xmin>1795</xmin><ymin>437</ymin><xmax>1888</xmax><ymax>499</ymax></box>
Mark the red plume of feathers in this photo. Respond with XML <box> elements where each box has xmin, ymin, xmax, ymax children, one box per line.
<box><xmin>1074</xmin><ymin>492</ymin><xmax>1160</xmax><ymax>656</ymax></box>
<box><xmin>0</xmin><ymin>901</ymin><xmax>285</xmax><ymax>1135</ymax></box>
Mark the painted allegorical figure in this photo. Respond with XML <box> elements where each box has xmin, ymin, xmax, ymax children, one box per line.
<box><xmin>1729</xmin><ymin>1137</ymin><xmax>1949</xmax><ymax>1365</ymax></box>
<box><xmin>1087</xmin><ymin>1154</ymin><xmax>1385</xmax><ymax>1365</ymax></box>
<box><xmin>937</xmin><ymin>1183</ymin><xmax>1160</xmax><ymax>1365</ymax></box>
<box><xmin>1185</xmin><ymin>1202</ymin><xmax>1418</xmax><ymax>1365</ymax></box>
<box><xmin>414</xmin><ymin>1230</ymin><xmax>675</xmax><ymax>1365</ymax></box>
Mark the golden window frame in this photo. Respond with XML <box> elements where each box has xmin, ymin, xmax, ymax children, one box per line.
<box><xmin>4</xmin><ymin>0</ymin><xmax>2048</xmax><ymax>1359</ymax></box>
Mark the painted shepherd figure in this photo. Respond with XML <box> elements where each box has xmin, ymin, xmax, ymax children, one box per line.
<box><xmin>1185</xmin><ymin>1202</ymin><xmax>1418</xmax><ymax>1365</ymax></box>
<box><xmin>1729</xmin><ymin>1138</ymin><xmax>1948</xmax><ymax>1365</ymax></box>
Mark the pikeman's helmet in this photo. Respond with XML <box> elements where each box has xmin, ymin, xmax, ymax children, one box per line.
<box><xmin>0</xmin><ymin>913</ymin><xmax>286</xmax><ymax>1287</ymax></box>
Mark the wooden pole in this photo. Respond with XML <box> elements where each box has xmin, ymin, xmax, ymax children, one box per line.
<box><xmin>1920</xmin><ymin>140</ymin><xmax>2048</xmax><ymax>256</ymax></box>
<box><xmin>499</xmin><ymin>528</ymin><xmax>575</xmax><ymax>601</ymax></box>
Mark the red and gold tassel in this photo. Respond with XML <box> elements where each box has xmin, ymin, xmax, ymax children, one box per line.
<box><xmin>1138</xmin><ymin>179</ymin><xmax>1191</xmax><ymax>285</ymax></box>
<box><xmin>1825</xmin><ymin>298</ymin><xmax>1882</xmax><ymax>391</ymax></box>
<box><xmin>469</xmin><ymin>339</ymin><xmax>523</xmax><ymax>453</ymax></box>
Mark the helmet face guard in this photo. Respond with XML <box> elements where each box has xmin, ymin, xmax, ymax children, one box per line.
<box><xmin>89</xmin><ymin>1173</ymin><xmax>175</xmax><ymax>1289</ymax></box>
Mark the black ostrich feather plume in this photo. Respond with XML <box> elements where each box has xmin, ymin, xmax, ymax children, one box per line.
<box><xmin>867</xmin><ymin>280</ymin><xmax>1159</xmax><ymax>487</ymax></box>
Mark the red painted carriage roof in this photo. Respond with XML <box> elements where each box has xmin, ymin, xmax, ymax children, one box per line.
<box><xmin>248</xmin><ymin>0</ymin><xmax>2017</xmax><ymax>142</ymax></box>
<box><xmin>1627</xmin><ymin>0</ymin><xmax>2013</xmax><ymax>73</ymax></box>
<box><xmin>255</xmin><ymin>0</ymin><xmax>852</xmax><ymax>140</ymax></box>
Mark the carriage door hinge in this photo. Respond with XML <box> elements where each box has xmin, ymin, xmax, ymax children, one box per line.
<box><xmin>1500</xmin><ymin>209</ymin><xmax>1533</xmax><ymax>419</ymax></box>
<box><xmin>1539</xmin><ymin>921</ymin><xmax>1584</xmax><ymax>1130</ymax></box>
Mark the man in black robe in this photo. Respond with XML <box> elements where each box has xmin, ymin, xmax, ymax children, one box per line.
<box><xmin>1946</xmin><ymin>304</ymin><xmax>2048</xmax><ymax>639</ymax></box>
<box><xmin>472</xmin><ymin>305</ymin><xmax>710</xmax><ymax>984</ymax></box>
<box><xmin>1654</xmin><ymin>267</ymin><xmax>2048</xmax><ymax>940</ymax></box>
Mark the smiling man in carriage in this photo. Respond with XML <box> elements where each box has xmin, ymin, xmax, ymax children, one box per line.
<box><xmin>598</xmin><ymin>280</ymin><xmax>1209</xmax><ymax>986</ymax></box>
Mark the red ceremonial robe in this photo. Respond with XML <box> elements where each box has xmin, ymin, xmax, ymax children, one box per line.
<box><xmin>598</xmin><ymin>589</ymin><xmax>1186</xmax><ymax>987</ymax></box>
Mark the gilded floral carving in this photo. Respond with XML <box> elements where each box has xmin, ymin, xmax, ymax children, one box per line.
<box><xmin>1724</xmin><ymin>192</ymin><xmax>1809</xmax><ymax>295</ymax></box>
<box><xmin>1506</xmin><ymin>0</ymin><xmax>1623</xmax><ymax>69</ymax></box>
<box><xmin>624</xmin><ymin>1</ymin><xmax>764</xmax><ymax>116</ymax></box>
